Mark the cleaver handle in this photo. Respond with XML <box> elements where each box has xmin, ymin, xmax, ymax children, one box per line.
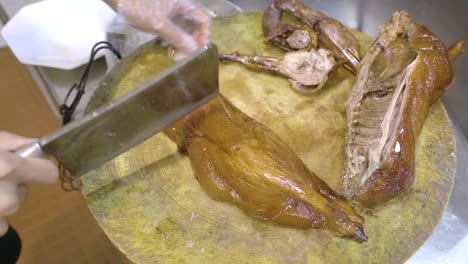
<box><xmin>15</xmin><ymin>141</ymin><xmax>49</xmax><ymax>159</ymax></box>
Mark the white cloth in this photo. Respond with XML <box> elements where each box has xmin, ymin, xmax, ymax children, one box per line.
<box><xmin>1</xmin><ymin>0</ymin><xmax>117</xmax><ymax>69</ymax></box>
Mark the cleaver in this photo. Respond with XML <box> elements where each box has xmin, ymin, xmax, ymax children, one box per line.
<box><xmin>15</xmin><ymin>44</ymin><xmax>219</xmax><ymax>176</ymax></box>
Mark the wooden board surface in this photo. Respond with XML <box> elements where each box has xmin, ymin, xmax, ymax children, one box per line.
<box><xmin>82</xmin><ymin>13</ymin><xmax>457</xmax><ymax>264</ymax></box>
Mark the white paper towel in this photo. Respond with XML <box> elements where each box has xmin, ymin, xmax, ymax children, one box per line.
<box><xmin>1</xmin><ymin>0</ymin><xmax>117</xmax><ymax>69</ymax></box>
<box><xmin>0</xmin><ymin>21</ymin><xmax>6</xmax><ymax>48</ymax></box>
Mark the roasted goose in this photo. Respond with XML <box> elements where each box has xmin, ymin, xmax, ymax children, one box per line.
<box><xmin>164</xmin><ymin>95</ymin><xmax>367</xmax><ymax>242</ymax></box>
<box><xmin>220</xmin><ymin>0</ymin><xmax>359</xmax><ymax>93</ymax></box>
<box><xmin>263</xmin><ymin>1</ymin><xmax>317</xmax><ymax>51</ymax></box>
<box><xmin>263</xmin><ymin>0</ymin><xmax>361</xmax><ymax>73</ymax></box>
<box><xmin>339</xmin><ymin>11</ymin><xmax>464</xmax><ymax>207</ymax></box>
<box><xmin>219</xmin><ymin>49</ymin><xmax>338</xmax><ymax>93</ymax></box>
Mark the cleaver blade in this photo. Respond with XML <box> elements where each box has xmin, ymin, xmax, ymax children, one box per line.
<box><xmin>16</xmin><ymin>44</ymin><xmax>219</xmax><ymax>176</ymax></box>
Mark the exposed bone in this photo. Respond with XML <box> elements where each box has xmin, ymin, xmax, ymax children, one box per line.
<box><xmin>220</xmin><ymin>48</ymin><xmax>337</xmax><ymax>93</ymax></box>
<box><xmin>351</xmin><ymin>126</ymin><xmax>381</xmax><ymax>138</ymax></box>
<box><xmin>364</xmin><ymin>62</ymin><xmax>414</xmax><ymax>185</ymax></box>
<box><xmin>286</xmin><ymin>29</ymin><xmax>316</xmax><ymax>50</ymax></box>
<box><xmin>342</xmin><ymin>12</ymin><xmax>418</xmax><ymax>199</ymax></box>
<box><xmin>353</xmin><ymin>118</ymin><xmax>382</xmax><ymax>128</ymax></box>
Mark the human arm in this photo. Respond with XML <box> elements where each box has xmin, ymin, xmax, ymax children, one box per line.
<box><xmin>0</xmin><ymin>132</ymin><xmax>58</xmax><ymax>236</ymax></box>
<box><xmin>105</xmin><ymin>0</ymin><xmax>211</xmax><ymax>59</ymax></box>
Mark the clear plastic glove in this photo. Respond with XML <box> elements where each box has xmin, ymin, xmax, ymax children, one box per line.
<box><xmin>0</xmin><ymin>132</ymin><xmax>58</xmax><ymax>236</ymax></box>
<box><xmin>116</xmin><ymin>0</ymin><xmax>211</xmax><ymax>59</ymax></box>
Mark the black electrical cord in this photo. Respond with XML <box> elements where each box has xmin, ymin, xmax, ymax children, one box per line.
<box><xmin>59</xmin><ymin>41</ymin><xmax>121</xmax><ymax>191</ymax></box>
<box><xmin>60</xmin><ymin>41</ymin><xmax>122</xmax><ymax>125</ymax></box>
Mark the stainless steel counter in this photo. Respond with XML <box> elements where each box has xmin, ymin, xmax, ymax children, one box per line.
<box><xmin>412</xmin><ymin>115</ymin><xmax>468</xmax><ymax>263</ymax></box>
<box><xmin>2</xmin><ymin>0</ymin><xmax>467</xmax><ymax>263</ymax></box>
<box><xmin>0</xmin><ymin>0</ymin><xmax>108</xmax><ymax>120</ymax></box>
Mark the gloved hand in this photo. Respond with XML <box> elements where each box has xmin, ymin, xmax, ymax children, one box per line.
<box><xmin>116</xmin><ymin>0</ymin><xmax>211</xmax><ymax>59</ymax></box>
<box><xmin>0</xmin><ymin>132</ymin><xmax>58</xmax><ymax>236</ymax></box>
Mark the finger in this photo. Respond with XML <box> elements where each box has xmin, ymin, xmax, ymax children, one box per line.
<box><xmin>155</xmin><ymin>19</ymin><xmax>198</xmax><ymax>54</ymax></box>
<box><xmin>0</xmin><ymin>131</ymin><xmax>36</xmax><ymax>152</ymax></box>
<box><xmin>175</xmin><ymin>1</ymin><xmax>212</xmax><ymax>46</ymax></box>
<box><xmin>168</xmin><ymin>46</ymin><xmax>197</xmax><ymax>61</ymax></box>
<box><xmin>189</xmin><ymin>8</ymin><xmax>212</xmax><ymax>46</ymax></box>
<box><xmin>117</xmin><ymin>0</ymin><xmax>167</xmax><ymax>33</ymax></box>
<box><xmin>0</xmin><ymin>152</ymin><xmax>58</xmax><ymax>184</ymax></box>
<box><xmin>0</xmin><ymin>218</ymin><xmax>8</xmax><ymax>237</ymax></box>
<box><xmin>0</xmin><ymin>181</ymin><xmax>19</xmax><ymax>218</ymax></box>
<box><xmin>18</xmin><ymin>184</ymin><xmax>29</xmax><ymax>203</ymax></box>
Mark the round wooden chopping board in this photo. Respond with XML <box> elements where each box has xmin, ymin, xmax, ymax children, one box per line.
<box><xmin>82</xmin><ymin>13</ymin><xmax>457</xmax><ymax>264</ymax></box>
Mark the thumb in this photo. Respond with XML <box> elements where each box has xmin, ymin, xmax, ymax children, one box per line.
<box><xmin>0</xmin><ymin>132</ymin><xmax>36</xmax><ymax>152</ymax></box>
<box><xmin>155</xmin><ymin>20</ymin><xmax>199</xmax><ymax>54</ymax></box>
<box><xmin>0</xmin><ymin>218</ymin><xmax>8</xmax><ymax>237</ymax></box>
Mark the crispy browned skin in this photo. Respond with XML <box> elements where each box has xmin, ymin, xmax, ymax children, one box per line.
<box><xmin>264</xmin><ymin>0</ymin><xmax>360</xmax><ymax>73</ymax></box>
<box><xmin>339</xmin><ymin>12</ymin><xmax>464</xmax><ymax>207</ymax></box>
<box><xmin>164</xmin><ymin>95</ymin><xmax>367</xmax><ymax>242</ymax></box>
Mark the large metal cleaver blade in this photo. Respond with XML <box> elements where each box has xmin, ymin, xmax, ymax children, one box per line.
<box><xmin>16</xmin><ymin>44</ymin><xmax>219</xmax><ymax>176</ymax></box>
